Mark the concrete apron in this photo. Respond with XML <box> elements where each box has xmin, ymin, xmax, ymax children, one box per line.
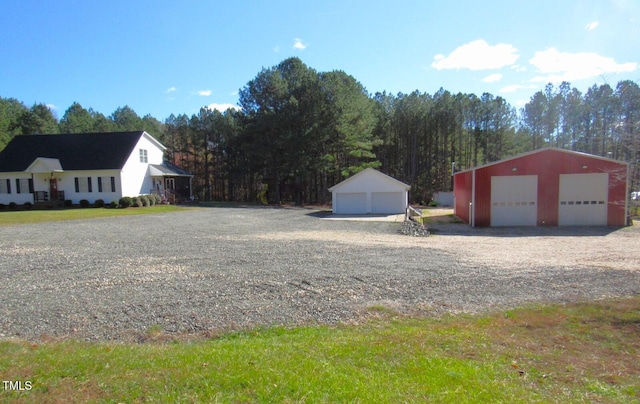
<box><xmin>320</xmin><ymin>213</ymin><xmax>406</xmax><ymax>222</ymax></box>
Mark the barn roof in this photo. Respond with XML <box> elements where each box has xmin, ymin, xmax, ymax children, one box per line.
<box><xmin>454</xmin><ymin>147</ymin><xmax>628</xmax><ymax>175</ymax></box>
<box><xmin>0</xmin><ymin>131</ymin><xmax>164</xmax><ymax>172</ymax></box>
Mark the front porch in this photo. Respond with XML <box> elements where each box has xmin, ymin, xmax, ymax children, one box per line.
<box><xmin>28</xmin><ymin>158</ymin><xmax>67</xmax><ymax>207</ymax></box>
<box><xmin>33</xmin><ymin>190</ymin><xmax>66</xmax><ymax>207</ymax></box>
<box><xmin>149</xmin><ymin>162</ymin><xmax>194</xmax><ymax>204</ymax></box>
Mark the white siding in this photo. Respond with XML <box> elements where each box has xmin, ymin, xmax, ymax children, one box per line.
<box><xmin>0</xmin><ymin>173</ymin><xmax>33</xmax><ymax>204</ymax></box>
<box><xmin>120</xmin><ymin>133</ymin><xmax>165</xmax><ymax>197</ymax></box>
<box><xmin>67</xmin><ymin>170</ymin><xmax>122</xmax><ymax>204</ymax></box>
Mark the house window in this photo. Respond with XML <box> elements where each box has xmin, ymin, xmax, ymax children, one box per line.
<box><xmin>74</xmin><ymin>177</ymin><xmax>92</xmax><ymax>193</ymax></box>
<box><xmin>15</xmin><ymin>178</ymin><xmax>33</xmax><ymax>194</ymax></box>
<box><xmin>98</xmin><ymin>176</ymin><xmax>116</xmax><ymax>192</ymax></box>
<box><xmin>140</xmin><ymin>149</ymin><xmax>148</xmax><ymax>163</ymax></box>
<box><xmin>0</xmin><ymin>179</ymin><xmax>10</xmax><ymax>194</ymax></box>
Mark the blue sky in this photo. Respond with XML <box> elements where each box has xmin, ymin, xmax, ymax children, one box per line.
<box><xmin>1</xmin><ymin>0</ymin><xmax>638</xmax><ymax>121</ymax></box>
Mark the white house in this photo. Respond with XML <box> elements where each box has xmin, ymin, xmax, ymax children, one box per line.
<box><xmin>328</xmin><ymin>168</ymin><xmax>410</xmax><ymax>214</ymax></box>
<box><xmin>0</xmin><ymin>131</ymin><xmax>192</xmax><ymax>206</ymax></box>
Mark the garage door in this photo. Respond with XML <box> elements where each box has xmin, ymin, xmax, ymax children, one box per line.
<box><xmin>558</xmin><ymin>173</ymin><xmax>608</xmax><ymax>226</ymax></box>
<box><xmin>371</xmin><ymin>192</ymin><xmax>405</xmax><ymax>214</ymax></box>
<box><xmin>491</xmin><ymin>175</ymin><xmax>538</xmax><ymax>226</ymax></box>
<box><xmin>335</xmin><ymin>192</ymin><xmax>367</xmax><ymax>214</ymax></box>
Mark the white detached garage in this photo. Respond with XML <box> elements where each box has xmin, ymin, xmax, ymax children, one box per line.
<box><xmin>328</xmin><ymin>168</ymin><xmax>410</xmax><ymax>214</ymax></box>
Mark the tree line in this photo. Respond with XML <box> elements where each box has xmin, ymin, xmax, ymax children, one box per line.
<box><xmin>1</xmin><ymin>57</ymin><xmax>639</xmax><ymax>204</ymax></box>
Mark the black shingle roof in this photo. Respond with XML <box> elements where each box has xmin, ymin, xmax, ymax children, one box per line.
<box><xmin>0</xmin><ymin>131</ymin><xmax>149</xmax><ymax>172</ymax></box>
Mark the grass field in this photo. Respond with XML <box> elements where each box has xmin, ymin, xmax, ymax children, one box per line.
<box><xmin>1</xmin><ymin>297</ymin><xmax>638</xmax><ymax>403</ymax></box>
<box><xmin>0</xmin><ymin>205</ymin><xmax>189</xmax><ymax>226</ymax></box>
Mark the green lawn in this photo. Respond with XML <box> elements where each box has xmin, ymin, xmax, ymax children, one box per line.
<box><xmin>0</xmin><ymin>205</ymin><xmax>190</xmax><ymax>226</ymax></box>
<box><xmin>0</xmin><ymin>298</ymin><xmax>638</xmax><ymax>403</ymax></box>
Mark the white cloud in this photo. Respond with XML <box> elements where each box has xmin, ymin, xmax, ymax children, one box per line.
<box><xmin>585</xmin><ymin>21</ymin><xmax>599</xmax><ymax>31</ymax></box>
<box><xmin>431</xmin><ymin>39</ymin><xmax>519</xmax><ymax>70</ymax></box>
<box><xmin>274</xmin><ymin>45</ymin><xmax>281</xmax><ymax>53</ymax></box>
<box><xmin>293</xmin><ymin>38</ymin><xmax>307</xmax><ymax>50</ymax></box>
<box><xmin>166</xmin><ymin>86</ymin><xmax>177</xmax><ymax>93</ymax></box>
<box><xmin>46</xmin><ymin>104</ymin><xmax>57</xmax><ymax>110</ymax></box>
<box><xmin>198</xmin><ymin>90</ymin><xmax>212</xmax><ymax>96</ymax></box>
<box><xmin>206</xmin><ymin>103</ymin><xmax>241</xmax><ymax>112</ymax></box>
<box><xmin>482</xmin><ymin>73</ymin><xmax>503</xmax><ymax>83</ymax></box>
<box><xmin>529</xmin><ymin>47</ymin><xmax>637</xmax><ymax>83</ymax></box>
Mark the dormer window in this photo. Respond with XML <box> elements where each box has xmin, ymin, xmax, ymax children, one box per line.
<box><xmin>139</xmin><ymin>149</ymin><xmax>148</xmax><ymax>163</ymax></box>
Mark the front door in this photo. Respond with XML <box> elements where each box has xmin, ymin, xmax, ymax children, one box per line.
<box><xmin>49</xmin><ymin>177</ymin><xmax>58</xmax><ymax>200</ymax></box>
<box><xmin>165</xmin><ymin>178</ymin><xmax>175</xmax><ymax>190</ymax></box>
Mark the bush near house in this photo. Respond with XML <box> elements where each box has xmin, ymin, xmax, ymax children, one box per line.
<box><xmin>149</xmin><ymin>194</ymin><xmax>162</xmax><ymax>205</ymax></box>
<box><xmin>139</xmin><ymin>195</ymin><xmax>150</xmax><ymax>207</ymax></box>
<box><xmin>118</xmin><ymin>197</ymin><xmax>132</xmax><ymax>208</ymax></box>
<box><xmin>0</xmin><ymin>196</ymin><xmax>164</xmax><ymax>211</ymax></box>
<box><xmin>119</xmin><ymin>195</ymin><xmax>163</xmax><ymax>208</ymax></box>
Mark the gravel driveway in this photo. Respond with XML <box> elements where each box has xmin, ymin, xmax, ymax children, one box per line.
<box><xmin>1</xmin><ymin>206</ymin><xmax>639</xmax><ymax>341</ymax></box>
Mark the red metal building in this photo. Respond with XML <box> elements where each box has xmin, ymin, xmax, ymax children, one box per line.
<box><xmin>453</xmin><ymin>148</ymin><xmax>629</xmax><ymax>227</ymax></box>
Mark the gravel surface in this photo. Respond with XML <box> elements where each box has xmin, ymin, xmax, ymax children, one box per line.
<box><xmin>1</xmin><ymin>206</ymin><xmax>639</xmax><ymax>342</ymax></box>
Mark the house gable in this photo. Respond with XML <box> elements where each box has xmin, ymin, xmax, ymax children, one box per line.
<box><xmin>329</xmin><ymin>168</ymin><xmax>410</xmax><ymax>193</ymax></box>
<box><xmin>119</xmin><ymin>132</ymin><xmax>167</xmax><ymax>197</ymax></box>
<box><xmin>25</xmin><ymin>157</ymin><xmax>63</xmax><ymax>173</ymax></box>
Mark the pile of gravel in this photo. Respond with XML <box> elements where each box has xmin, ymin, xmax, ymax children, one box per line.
<box><xmin>1</xmin><ymin>206</ymin><xmax>639</xmax><ymax>342</ymax></box>
<box><xmin>398</xmin><ymin>220</ymin><xmax>430</xmax><ymax>237</ymax></box>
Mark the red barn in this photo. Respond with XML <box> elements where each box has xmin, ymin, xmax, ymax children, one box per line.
<box><xmin>453</xmin><ymin>148</ymin><xmax>629</xmax><ymax>227</ymax></box>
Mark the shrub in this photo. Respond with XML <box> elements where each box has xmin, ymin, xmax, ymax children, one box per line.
<box><xmin>64</xmin><ymin>199</ymin><xmax>73</xmax><ymax>208</ymax></box>
<box><xmin>131</xmin><ymin>196</ymin><xmax>142</xmax><ymax>208</ymax></box>
<box><xmin>79</xmin><ymin>199</ymin><xmax>90</xmax><ymax>208</ymax></box>
<box><xmin>0</xmin><ymin>203</ymin><xmax>5</xmax><ymax>211</ymax></box>
<box><xmin>118</xmin><ymin>196</ymin><xmax>132</xmax><ymax>208</ymax></box>
<box><xmin>145</xmin><ymin>194</ymin><xmax>156</xmax><ymax>206</ymax></box>
<box><xmin>23</xmin><ymin>202</ymin><xmax>33</xmax><ymax>210</ymax></box>
<box><xmin>94</xmin><ymin>199</ymin><xmax>105</xmax><ymax>208</ymax></box>
<box><xmin>153</xmin><ymin>194</ymin><xmax>162</xmax><ymax>205</ymax></box>
<box><xmin>9</xmin><ymin>202</ymin><xmax>17</xmax><ymax>210</ymax></box>
<box><xmin>139</xmin><ymin>195</ymin><xmax>150</xmax><ymax>207</ymax></box>
<box><xmin>109</xmin><ymin>201</ymin><xmax>118</xmax><ymax>208</ymax></box>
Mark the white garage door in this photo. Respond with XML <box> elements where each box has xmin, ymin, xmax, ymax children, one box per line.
<box><xmin>491</xmin><ymin>175</ymin><xmax>538</xmax><ymax>226</ymax></box>
<box><xmin>371</xmin><ymin>192</ymin><xmax>405</xmax><ymax>214</ymax></box>
<box><xmin>335</xmin><ymin>192</ymin><xmax>367</xmax><ymax>214</ymax></box>
<box><xmin>558</xmin><ymin>173</ymin><xmax>608</xmax><ymax>226</ymax></box>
